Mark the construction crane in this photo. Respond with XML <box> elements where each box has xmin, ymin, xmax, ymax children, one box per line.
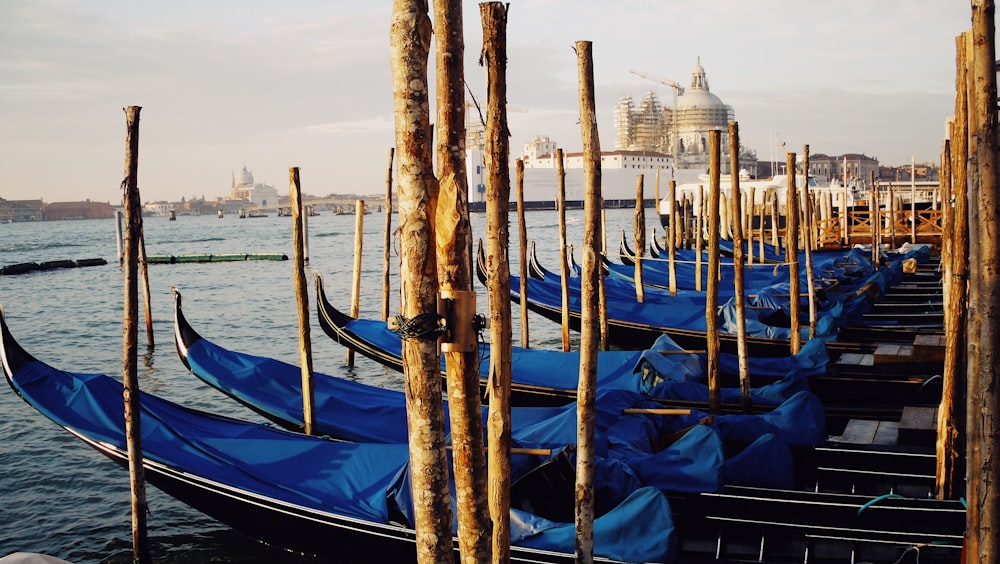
<box><xmin>629</xmin><ymin>69</ymin><xmax>684</xmax><ymax>168</ymax></box>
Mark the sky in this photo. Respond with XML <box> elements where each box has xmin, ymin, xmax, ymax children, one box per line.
<box><xmin>0</xmin><ymin>1</ymin><xmax>981</xmax><ymax>204</ymax></box>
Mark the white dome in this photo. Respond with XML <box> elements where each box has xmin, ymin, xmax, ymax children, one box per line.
<box><xmin>677</xmin><ymin>89</ymin><xmax>725</xmax><ymax>110</ymax></box>
<box><xmin>235</xmin><ymin>166</ymin><xmax>254</xmax><ymax>187</ymax></box>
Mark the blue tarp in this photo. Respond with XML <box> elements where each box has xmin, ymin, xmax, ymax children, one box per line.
<box><xmin>5</xmin><ymin>354</ymin><xmax>676</xmax><ymax>562</ymax></box>
<box><xmin>182</xmin><ymin>330</ymin><xmax>826</xmax><ymax>494</ymax></box>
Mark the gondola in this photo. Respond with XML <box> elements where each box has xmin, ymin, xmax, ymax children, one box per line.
<box><xmin>315</xmin><ymin>273</ymin><xmax>941</xmax><ymax>428</ymax></box>
<box><xmin>0</xmin><ymin>305</ymin><xmax>675</xmax><ymax>563</ymax></box>
<box><xmin>178</xmin><ymin>288</ymin><xmax>950</xmax><ymax>499</ymax></box>
<box><xmin>173</xmin><ymin>297</ymin><xmax>966</xmax><ymax>564</ymax></box>
<box><xmin>174</xmin><ymin>288</ymin><xmax>836</xmax><ymax>493</ymax></box>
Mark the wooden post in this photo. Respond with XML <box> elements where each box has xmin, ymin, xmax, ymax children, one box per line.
<box><xmin>289</xmin><ymin>168</ymin><xmax>317</xmax><ymax>437</ymax></box>
<box><xmin>770</xmin><ymin>189</ymin><xmax>780</xmax><ymax>251</ymax></box>
<box><xmin>843</xmin><ymin>159</ymin><xmax>851</xmax><ymax>246</ymax></box>
<box><xmin>574</xmin><ymin>39</ymin><xmax>601</xmax><ymax>562</ymax></box>
<box><xmin>557</xmin><ymin>149</ymin><xmax>571</xmax><ymax>351</ymax></box>
<box><xmin>964</xmin><ymin>30</ymin><xmax>985</xmax><ymax>562</ymax></box>
<box><xmin>516</xmin><ymin>159</ymin><xmax>529</xmax><ymax>348</ymax></box>
<box><xmin>480</xmin><ymin>4</ymin><xmax>512</xmax><ymax>561</ymax></box>
<box><xmin>802</xmin><ymin>145</ymin><xmax>817</xmax><ymax>339</ymax></box>
<box><xmin>888</xmin><ymin>181</ymin><xmax>896</xmax><ymax>249</ymax></box>
<box><xmin>138</xmin><ymin>233</ymin><xmax>153</xmax><ymax>347</ymax></box>
<box><xmin>382</xmin><ymin>148</ymin><xmax>395</xmax><ymax>321</ymax></box>
<box><xmin>121</xmin><ymin>105</ymin><xmax>150</xmax><ymax>564</ymax></box>
<box><xmin>937</xmin><ymin>134</ymin><xmax>963</xmax><ymax>500</ymax></box>
<box><xmin>115</xmin><ymin>210</ymin><xmax>124</xmax><ymax>264</ymax></box>
<box><xmin>786</xmin><ymin>152</ymin><xmax>800</xmax><ymax>355</ymax></box>
<box><xmin>706</xmin><ymin>130</ymin><xmax>722</xmax><ymax>413</ymax></box>
<box><xmin>347</xmin><ymin>199</ymin><xmax>365</xmax><ymax>367</ymax></box>
<box><xmin>870</xmin><ymin>171</ymin><xmax>880</xmax><ymax>266</ymax></box>
<box><xmin>911</xmin><ymin>155</ymin><xmax>918</xmax><ymax>243</ymax></box>
<box><xmin>747</xmin><ymin>187</ymin><xmax>755</xmax><ymax>266</ymax></box>
<box><xmin>599</xmin><ymin>207</ymin><xmax>608</xmax><ymax>351</ymax></box>
<box><xmin>433</xmin><ymin>0</ymin><xmax>491</xmax><ymax>558</ymax></box>
<box><xmin>668</xmin><ymin>179</ymin><xmax>678</xmax><ymax>296</ymax></box>
<box><xmin>301</xmin><ymin>198</ymin><xmax>310</xmax><ymax>263</ymax></box>
<box><xmin>970</xmin><ymin>5</ymin><xmax>999</xmax><ymax>557</ymax></box>
<box><xmin>634</xmin><ymin>174</ymin><xmax>645</xmax><ymax>303</ymax></box>
<box><xmin>695</xmin><ymin>184</ymin><xmax>704</xmax><ymax>291</ymax></box>
<box><xmin>759</xmin><ymin>191</ymin><xmax>766</xmax><ymax>260</ymax></box>
<box><xmin>389</xmin><ymin>2</ymin><xmax>454</xmax><ymax>560</ymax></box>
<box><xmin>938</xmin><ymin>33</ymin><xmax>970</xmax><ymax>504</ymax></box>
<box><xmin>728</xmin><ymin>123</ymin><xmax>750</xmax><ymax>409</ymax></box>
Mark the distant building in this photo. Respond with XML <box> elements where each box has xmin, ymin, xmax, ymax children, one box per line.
<box><xmin>41</xmin><ymin>200</ymin><xmax>114</xmax><ymax>221</ymax></box>
<box><xmin>804</xmin><ymin>153</ymin><xmax>880</xmax><ymax>186</ymax></box>
<box><xmin>0</xmin><ymin>198</ymin><xmax>43</xmax><ymax>222</ymax></box>
<box><xmin>230</xmin><ymin>164</ymin><xmax>278</xmax><ymax>207</ymax></box>
<box><xmin>615</xmin><ymin>59</ymin><xmax>757</xmax><ymax>176</ymax></box>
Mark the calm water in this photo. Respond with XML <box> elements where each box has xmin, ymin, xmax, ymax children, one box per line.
<box><xmin>0</xmin><ymin>206</ymin><xmax>658</xmax><ymax>563</ymax></box>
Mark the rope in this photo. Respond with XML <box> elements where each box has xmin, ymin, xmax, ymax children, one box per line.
<box><xmin>390</xmin><ymin>313</ymin><xmax>445</xmax><ymax>341</ymax></box>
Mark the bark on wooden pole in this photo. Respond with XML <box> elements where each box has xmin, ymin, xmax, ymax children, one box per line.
<box><xmin>574</xmin><ymin>39</ymin><xmax>601</xmax><ymax>563</ymax></box>
<box><xmin>938</xmin><ymin>33</ymin><xmax>970</xmax><ymax>504</ymax></box>
<box><xmin>390</xmin><ymin>2</ymin><xmax>454</xmax><ymax>560</ymax></box>
<box><xmin>706</xmin><ymin>129</ymin><xmax>722</xmax><ymax>413</ymax></box>
<box><xmin>728</xmin><ymin>123</ymin><xmax>750</xmax><ymax>410</ymax></box>
<box><xmin>138</xmin><ymin>232</ymin><xmax>153</xmax><ymax>347</ymax></box>
<box><xmin>516</xmin><ymin>158</ymin><xmax>529</xmax><ymax>348</ymax></box>
<box><xmin>870</xmin><ymin>171</ymin><xmax>880</xmax><ymax>266</ymax></box>
<box><xmin>434</xmin><ymin>1</ymin><xmax>491</xmax><ymax>558</ymax></box>
<box><xmin>970</xmin><ymin>3</ymin><xmax>999</xmax><ymax>557</ymax></box>
<box><xmin>634</xmin><ymin>174</ymin><xmax>645</xmax><ymax>303</ymax></box>
<box><xmin>963</xmin><ymin>30</ymin><xmax>984</xmax><ymax>562</ymax></box>
<box><xmin>599</xmin><ymin>207</ymin><xmax>609</xmax><ymax>351</ymax></box>
<box><xmin>696</xmin><ymin>185</ymin><xmax>704</xmax><ymax>291</ymax></box>
<box><xmin>937</xmin><ymin>133</ymin><xmax>963</xmax><ymax>500</ymax></box>
<box><xmin>347</xmin><ymin>199</ymin><xmax>365</xmax><ymax>367</ymax></box>
<box><xmin>289</xmin><ymin>168</ymin><xmax>317</xmax><ymax>437</ymax></box>
<box><xmin>668</xmin><ymin>179</ymin><xmax>678</xmax><ymax>296</ymax></box>
<box><xmin>382</xmin><ymin>147</ymin><xmax>395</xmax><ymax>321</ymax></box>
<box><xmin>557</xmin><ymin>149</ymin><xmax>571</xmax><ymax>352</ymax></box>
<box><xmin>480</xmin><ymin>4</ymin><xmax>513</xmax><ymax>561</ymax></box>
<box><xmin>121</xmin><ymin>104</ymin><xmax>151</xmax><ymax>564</ymax></box>
<box><xmin>802</xmin><ymin>145</ymin><xmax>817</xmax><ymax>339</ymax></box>
<box><xmin>786</xmin><ymin>152</ymin><xmax>801</xmax><ymax>355</ymax></box>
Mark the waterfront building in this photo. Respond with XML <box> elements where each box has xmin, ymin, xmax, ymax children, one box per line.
<box><xmin>230</xmin><ymin>164</ymin><xmax>279</xmax><ymax>207</ymax></box>
<box><xmin>615</xmin><ymin>59</ymin><xmax>757</xmax><ymax>177</ymax></box>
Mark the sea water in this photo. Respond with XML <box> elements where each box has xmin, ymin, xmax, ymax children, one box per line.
<box><xmin>0</xmin><ymin>206</ymin><xmax>657</xmax><ymax>562</ymax></box>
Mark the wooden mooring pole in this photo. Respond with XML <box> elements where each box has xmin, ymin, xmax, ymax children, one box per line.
<box><xmin>389</xmin><ymin>2</ymin><xmax>454</xmax><ymax>559</ymax></box>
<box><xmin>382</xmin><ymin>147</ymin><xmax>394</xmax><ymax>321</ymax></box>
<box><xmin>728</xmin><ymin>123</ymin><xmax>750</xmax><ymax>410</ymax></box>
<box><xmin>481</xmin><ymin>3</ymin><xmax>513</xmax><ymax>561</ymax></box>
<box><xmin>705</xmin><ymin>130</ymin><xmax>722</xmax><ymax>413</ymax></box>
<box><xmin>969</xmin><ymin>3</ymin><xmax>999</xmax><ymax>558</ymax></box>
<box><xmin>121</xmin><ymin>104</ymin><xmax>151</xmax><ymax>564</ymax></box>
<box><xmin>668</xmin><ymin>179</ymin><xmax>678</xmax><ymax>296</ymax></box>
<box><xmin>557</xmin><ymin>148</ymin><xmax>571</xmax><ymax>351</ymax></box>
<box><xmin>786</xmin><ymin>152</ymin><xmax>800</xmax><ymax>355</ymax></box>
<box><xmin>434</xmin><ymin>0</ymin><xmax>490</xmax><ymax>558</ymax></box>
<box><xmin>289</xmin><ymin>168</ymin><xmax>316</xmax><ymax>436</ymax></box>
<box><xmin>574</xmin><ymin>39</ymin><xmax>601</xmax><ymax>562</ymax></box>
<box><xmin>516</xmin><ymin>158</ymin><xmax>529</xmax><ymax>347</ymax></box>
<box><xmin>347</xmin><ymin>199</ymin><xmax>365</xmax><ymax>367</ymax></box>
<box><xmin>633</xmin><ymin>174</ymin><xmax>645</xmax><ymax>303</ymax></box>
<box><xmin>802</xmin><ymin>145</ymin><xmax>817</xmax><ymax>339</ymax></box>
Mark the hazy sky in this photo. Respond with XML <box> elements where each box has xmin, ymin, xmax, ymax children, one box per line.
<box><xmin>0</xmin><ymin>1</ymin><xmax>978</xmax><ymax>204</ymax></box>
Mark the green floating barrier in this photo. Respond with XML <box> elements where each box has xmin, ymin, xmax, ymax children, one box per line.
<box><xmin>144</xmin><ymin>253</ymin><xmax>288</xmax><ymax>264</ymax></box>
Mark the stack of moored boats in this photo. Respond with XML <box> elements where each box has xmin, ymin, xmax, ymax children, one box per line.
<box><xmin>0</xmin><ymin>234</ymin><xmax>963</xmax><ymax>562</ymax></box>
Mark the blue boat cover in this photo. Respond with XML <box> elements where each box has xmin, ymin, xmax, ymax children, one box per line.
<box><xmin>182</xmin><ymin>331</ymin><xmax>825</xmax><ymax>493</ymax></box>
<box><xmin>5</xmin><ymin>355</ymin><xmax>677</xmax><ymax>562</ymax></box>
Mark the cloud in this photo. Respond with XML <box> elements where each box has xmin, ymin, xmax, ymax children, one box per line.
<box><xmin>288</xmin><ymin>116</ymin><xmax>394</xmax><ymax>135</ymax></box>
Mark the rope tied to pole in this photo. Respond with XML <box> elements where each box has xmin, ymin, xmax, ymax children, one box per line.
<box><xmin>390</xmin><ymin>313</ymin><xmax>446</xmax><ymax>341</ymax></box>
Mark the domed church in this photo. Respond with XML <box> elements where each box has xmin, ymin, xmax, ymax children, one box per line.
<box><xmin>615</xmin><ymin>59</ymin><xmax>756</xmax><ymax>175</ymax></box>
